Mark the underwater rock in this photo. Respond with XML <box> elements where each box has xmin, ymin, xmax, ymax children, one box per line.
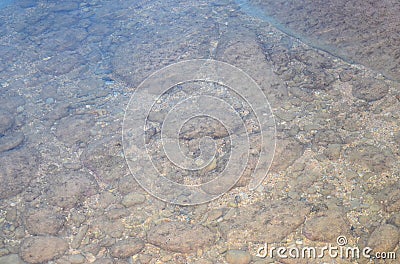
<box><xmin>345</xmin><ymin>143</ymin><xmax>395</xmax><ymax>173</ymax></box>
<box><xmin>25</xmin><ymin>207</ymin><xmax>65</xmax><ymax>235</ymax></box>
<box><xmin>46</xmin><ymin>171</ymin><xmax>98</xmax><ymax>209</ymax></box>
<box><xmin>323</xmin><ymin>144</ymin><xmax>342</xmax><ymax>160</ymax></box>
<box><xmin>0</xmin><ymin>109</ymin><xmax>14</xmax><ymax>135</ymax></box>
<box><xmin>225</xmin><ymin>250</ymin><xmax>252</xmax><ymax>264</ymax></box>
<box><xmin>37</xmin><ymin>52</ymin><xmax>84</xmax><ymax>76</ymax></box>
<box><xmin>40</xmin><ymin>28</ymin><xmax>87</xmax><ymax>52</ymax></box>
<box><xmin>91</xmin><ymin>216</ymin><xmax>125</xmax><ymax>239</ymax></box>
<box><xmin>0</xmin><ymin>132</ymin><xmax>24</xmax><ymax>153</ymax></box>
<box><xmin>313</xmin><ymin>129</ymin><xmax>343</xmax><ymax>146</ymax></box>
<box><xmin>20</xmin><ymin>236</ymin><xmax>68</xmax><ymax>263</ymax></box>
<box><xmin>247</xmin><ymin>0</ymin><xmax>400</xmax><ymax>81</ymax></box>
<box><xmin>110</xmin><ymin>238</ymin><xmax>145</xmax><ymax>258</ymax></box>
<box><xmin>221</xmin><ymin>200</ymin><xmax>311</xmax><ymax>244</ymax></box>
<box><xmin>54</xmin><ymin>114</ymin><xmax>95</xmax><ymax>147</ymax></box>
<box><xmin>270</xmin><ymin>138</ymin><xmax>304</xmax><ymax>172</ymax></box>
<box><xmin>367</xmin><ymin>224</ymin><xmax>400</xmax><ymax>253</ymax></box>
<box><xmin>0</xmin><ymin>95</ymin><xmax>25</xmax><ymax>113</ymax></box>
<box><xmin>0</xmin><ymin>254</ymin><xmax>24</xmax><ymax>264</ymax></box>
<box><xmin>383</xmin><ymin>187</ymin><xmax>400</xmax><ymax>213</ymax></box>
<box><xmin>147</xmin><ymin>221</ymin><xmax>215</xmax><ymax>253</ymax></box>
<box><xmin>352</xmin><ymin>78</ymin><xmax>389</xmax><ymax>102</ymax></box>
<box><xmin>81</xmin><ymin>135</ymin><xmax>129</xmax><ymax>186</ymax></box>
<box><xmin>0</xmin><ymin>148</ymin><xmax>39</xmax><ymax>199</ymax></box>
<box><xmin>70</xmin><ymin>225</ymin><xmax>88</xmax><ymax>249</ymax></box>
<box><xmin>121</xmin><ymin>192</ymin><xmax>146</xmax><ymax>207</ymax></box>
<box><xmin>303</xmin><ymin>211</ymin><xmax>349</xmax><ymax>242</ymax></box>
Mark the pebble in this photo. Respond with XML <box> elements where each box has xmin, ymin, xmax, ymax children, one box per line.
<box><xmin>207</xmin><ymin>208</ymin><xmax>224</xmax><ymax>222</ymax></box>
<box><xmin>220</xmin><ymin>200</ymin><xmax>310</xmax><ymax>245</ymax></box>
<box><xmin>389</xmin><ymin>213</ymin><xmax>400</xmax><ymax>227</ymax></box>
<box><xmin>45</xmin><ymin>97</ymin><xmax>55</xmax><ymax>104</ymax></box>
<box><xmin>14</xmin><ymin>227</ymin><xmax>25</xmax><ymax>239</ymax></box>
<box><xmin>121</xmin><ymin>193</ymin><xmax>146</xmax><ymax>207</ymax></box>
<box><xmin>71</xmin><ymin>225</ymin><xmax>89</xmax><ymax>249</ymax></box>
<box><xmin>0</xmin><ymin>254</ymin><xmax>24</xmax><ymax>264</ymax></box>
<box><xmin>225</xmin><ymin>250</ymin><xmax>252</xmax><ymax>264</ymax></box>
<box><xmin>68</xmin><ymin>254</ymin><xmax>86</xmax><ymax>264</ymax></box>
<box><xmin>16</xmin><ymin>106</ymin><xmax>24</xmax><ymax>113</ymax></box>
<box><xmin>37</xmin><ymin>52</ymin><xmax>83</xmax><ymax>76</ymax></box>
<box><xmin>93</xmin><ymin>259</ymin><xmax>113</xmax><ymax>264</ymax></box>
<box><xmin>323</xmin><ymin>144</ymin><xmax>342</xmax><ymax>160</ymax></box>
<box><xmin>110</xmin><ymin>238</ymin><xmax>145</xmax><ymax>258</ymax></box>
<box><xmin>5</xmin><ymin>208</ymin><xmax>17</xmax><ymax>222</ymax></box>
<box><xmin>383</xmin><ymin>187</ymin><xmax>400</xmax><ymax>213</ymax></box>
<box><xmin>0</xmin><ymin>248</ymin><xmax>8</xmax><ymax>257</ymax></box>
<box><xmin>313</xmin><ymin>129</ymin><xmax>343</xmax><ymax>146</ymax></box>
<box><xmin>193</xmin><ymin>260</ymin><xmax>213</xmax><ymax>264</ymax></box>
<box><xmin>138</xmin><ymin>254</ymin><xmax>153</xmax><ymax>264</ymax></box>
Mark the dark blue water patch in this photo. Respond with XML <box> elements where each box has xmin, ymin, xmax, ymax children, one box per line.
<box><xmin>0</xmin><ymin>0</ymin><xmax>14</xmax><ymax>9</ymax></box>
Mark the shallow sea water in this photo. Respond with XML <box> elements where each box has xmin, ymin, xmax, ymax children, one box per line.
<box><xmin>0</xmin><ymin>0</ymin><xmax>399</xmax><ymax>263</ymax></box>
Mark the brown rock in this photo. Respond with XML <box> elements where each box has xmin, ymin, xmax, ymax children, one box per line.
<box><xmin>346</xmin><ymin>143</ymin><xmax>395</xmax><ymax>173</ymax></box>
<box><xmin>25</xmin><ymin>207</ymin><xmax>65</xmax><ymax>235</ymax></box>
<box><xmin>352</xmin><ymin>79</ymin><xmax>389</xmax><ymax>102</ymax></box>
<box><xmin>81</xmin><ymin>135</ymin><xmax>129</xmax><ymax>185</ymax></box>
<box><xmin>92</xmin><ymin>216</ymin><xmax>124</xmax><ymax>239</ymax></box>
<box><xmin>55</xmin><ymin>114</ymin><xmax>95</xmax><ymax>147</ymax></box>
<box><xmin>93</xmin><ymin>259</ymin><xmax>114</xmax><ymax>264</ymax></box>
<box><xmin>367</xmin><ymin>224</ymin><xmax>400</xmax><ymax>253</ymax></box>
<box><xmin>20</xmin><ymin>236</ymin><xmax>68</xmax><ymax>263</ymax></box>
<box><xmin>383</xmin><ymin>187</ymin><xmax>400</xmax><ymax>213</ymax></box>
<box><xmin>110</xmin><ymin>238</ymin><xmax>145</xmax><ymax>258</ymax></box>
<box><xmin>270</xmin><ymin>138</ymin><xmax>304</xmax><ymax>172</ymax></box>
<box><xmin>47</xmin><ymin>171</ymin><xmax>98</xmax><ymax>209</ymax></box>
<box><xmin>147</xmin><ymin>221</ymin><xmax>215</xmax><ymax>253</ymax></box>
<box><xmin>303</xmin><ymin>211</ymin><xmax>349</xmax><ymax>242</ymax></box>
<box><xmin>313</xmin><ymin>129</ymin><xmax>343</xmax><ymax>146</ymax></box>
<box><xmin>121</xmin><ymin>193</ymin><xmax>146</xmax><ymax>207</ymax></box>
<box><xmin>71</xmin><ymin>225</ymin><xmax>89</xmax><ymax>249</ymax></box>
<box><xmin>0</xmin><ymin>254</ymin><xmax>24</xmax><ymax>264</ymax></box>
<box><xmin>0</xmin><ymin>149</ymin><xmax>39</xmax><ymax>199</ymax></box>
